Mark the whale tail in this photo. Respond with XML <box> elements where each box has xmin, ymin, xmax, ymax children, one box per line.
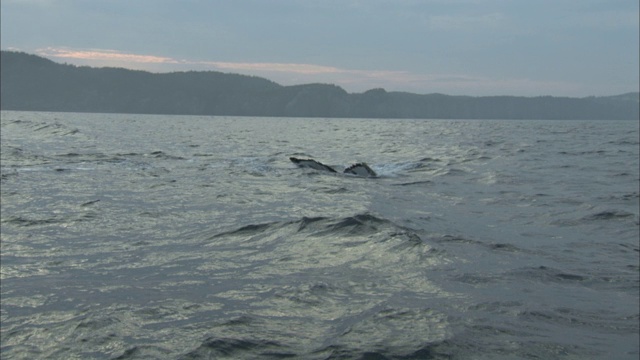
<box><xmin>344</xmin><ymin>162</ymin><xmax>377</xmax><ymax>177</ymax></box>
<box><xmin>289</xmin><ymin>157</ymin><xmax>377</xmax><ymax>177</ymax></box>
<box><xmin>289</xmin><ymin>157</ymin><xmax>337</xmax><ymax>173</ymax></box>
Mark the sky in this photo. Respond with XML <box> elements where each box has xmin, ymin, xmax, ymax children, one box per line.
<box><xmin>1</xmin><ymin>0</ymin><xmax>638</xmax><ymax>97</ymax></box>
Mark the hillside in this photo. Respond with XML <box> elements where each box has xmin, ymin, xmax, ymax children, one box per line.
<box><xmin>1</xmin><ymin>51</ymin><xmax>638</xmax><ymax>119</ymax></box>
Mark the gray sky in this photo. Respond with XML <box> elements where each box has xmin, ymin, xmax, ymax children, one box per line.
<box><xmin>2</xmin><ymin>0</ymin><xmax>638</xmax><ymax>96</ymax></box>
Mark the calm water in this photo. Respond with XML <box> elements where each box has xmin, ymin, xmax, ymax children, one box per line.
<box><xmin>1</xmin><ymin>111</ymin><xmax>638</xmax><ymax>359</ymax></box>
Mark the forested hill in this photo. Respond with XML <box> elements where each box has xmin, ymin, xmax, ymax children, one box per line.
<box><xmin>1</xmin><ymin>51</ymin><xmax>638</xmax><ymax>120</ymax></box>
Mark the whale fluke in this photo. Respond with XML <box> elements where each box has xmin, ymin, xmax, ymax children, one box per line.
<box><xmin>289</xmin><ymin>157</ymin><xmax>337</xmax><ymax>173</ymax></box>
<box><xmin>344</xmin><ymin>163</ymin><xmax>377</xmax><ymax>177</ymax></box>
<box><xmin>289</xmin><ymin>157</ymin><xmax>377</xmax><ymax>177</ymax></box>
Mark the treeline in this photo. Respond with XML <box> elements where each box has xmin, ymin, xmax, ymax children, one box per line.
<box><xmin>1</xmin><ymin>51</ymin><xmax>638</xmax><ymax>120</ymax></box>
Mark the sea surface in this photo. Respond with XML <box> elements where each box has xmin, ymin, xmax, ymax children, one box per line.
<box><xmin>1</xmin><ymin>111</ymin><xmax>638</xmax><ymax>359</ymax></box>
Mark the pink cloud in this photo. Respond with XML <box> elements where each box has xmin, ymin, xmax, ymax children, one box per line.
<box><xmin>36</xmin><ymin>47</ymin><xmax>178</xmax><ymax>64</ymax></box>
<box><xmin>201</xmin><ymin>61</ymin><xmax>342</xmax><ymax>75</ymax></box>
<box><xmin>36</xmin><ymin>47</ymin><xmax>345</xmax><ymax>75</ymax></box>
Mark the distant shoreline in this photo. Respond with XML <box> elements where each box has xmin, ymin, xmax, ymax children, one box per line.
<box><xmin>2</xmin><ymin>51</ymin><xmax>638</xmax><ymax>120</ymax></box>
<box><xmin>2</xmin><ymin>109</ymin><xmax>639</xmax><ymax>122</ymax></box>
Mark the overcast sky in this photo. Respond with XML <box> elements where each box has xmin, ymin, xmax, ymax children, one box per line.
<box><xmin>2</xmin><ymin>0</ymin><xmax>638</xmax><ymax>96</ymax></box>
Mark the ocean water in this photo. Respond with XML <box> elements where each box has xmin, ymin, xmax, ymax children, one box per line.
<box><xmin>0</xmin><ymin>111</ymin><xmax>638</xmax><ymax>359</ymax></box>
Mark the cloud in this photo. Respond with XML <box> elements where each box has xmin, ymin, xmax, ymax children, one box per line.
<box><xmin>199</xmin><ymin>61</ymin><xmax>342</xmax><ymax>75</ymax></box>
<box><xmin>36</xmin><ymin>47</ymin><xmax>388</xmax><ymax>78</ymax></box>
<box><xmin>37</xmin><ymin>47</ymin><xmax>342</xmax><ymax>73</ymax></box>
<box><xmin>36</xmin><ymin>47</ymin><xmax>178</xmax><ymax>64</ymax></box>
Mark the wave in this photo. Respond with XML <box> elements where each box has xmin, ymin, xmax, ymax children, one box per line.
<box><xmin>0</xmin><ymin>150</ymin><xmax>194</xmax><ymax>180</ymax></box>
<box><xmin>503</xmin><ymin>265</ymin><xmax>638</xmax><ymax>292</ymax></box>
<box><xmin>5</xmin><ymin>118</ymin><xmax>83</xmax><ymax>136</ymax></box>
<box><xmin>507</xmin><ymin>265</ymin><xmax>588</xmax><ymax>284</ymax></box>
<box><xmin>209</xmin><ymin>213</ymin><xmax>428</xmax><ymax>246</ymax></box>
<box><xmin>184</xmin><ymin>213</ymin><xmax>452</xmax><ymax>357</ymax></box>
<box><xmin>205</xmin><ymin>213</ymin><xmax>435</xmax><ymax>260</ymax></box>
<box><xmin>176</xmin><ymin>308</ymin><xmax>452</xmax><ymax>359</ymax></box>
<box><xmin>551</xmin><ymin>209</ymin><xmax>639</xmax><ymax>227</ymax></box>
<box><xmin>177</xmin><ymin>338</ymin><xmax>293</xmax><ymax>359</ymax></box>
<box><xmin>582</xmin><ymin>210</ymin><xmax>636</xmax><ymax>221</ymax></box>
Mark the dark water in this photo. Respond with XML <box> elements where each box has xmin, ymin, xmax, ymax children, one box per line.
<box><xmin>1</xmin><ymin>111</ymin><xmax>638</xmax><ymax>359</ymax></box>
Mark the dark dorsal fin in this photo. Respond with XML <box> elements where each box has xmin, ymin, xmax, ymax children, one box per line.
<box><xmin>289</xmin><ymin>157</ymin><xmax>337</xmax><ymax>173</ymax></box>
<box><xmin>344</xmin><ymin>163</ymin><xmax>377</xmax><ymax>177</ymax></box>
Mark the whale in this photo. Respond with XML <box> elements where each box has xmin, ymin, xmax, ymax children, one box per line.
<box><xmin>289</xmin><ymin>157</ymin><xmax>377</xmax><ymax>177</ymax></box>
<box><xmin>344</xmin><ymin>162</ymin><xmax>377</xmax><ymax>177</ymax></box>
